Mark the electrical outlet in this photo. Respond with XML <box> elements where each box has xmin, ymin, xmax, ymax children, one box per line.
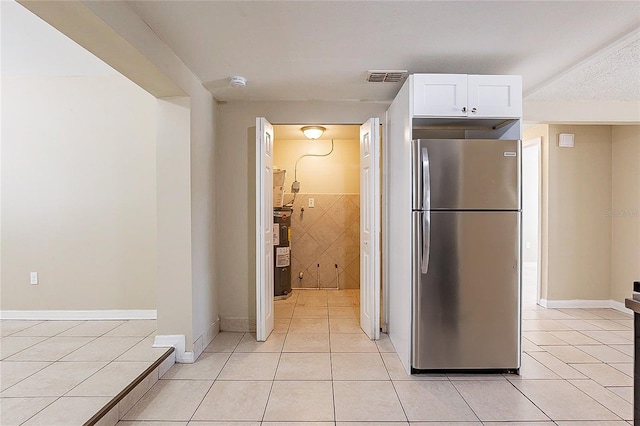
<box><xmin>30</xmin><ymin>272</ymin><xmax>38</xmax><ymax>285</ymax></box>
<box><xmin>308</xmin><ymin>198</ymin><xmax>315</xmax><ymax>208</ymax></box>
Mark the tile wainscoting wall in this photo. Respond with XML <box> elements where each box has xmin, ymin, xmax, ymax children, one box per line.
<box><xmin>288</xmin><ymin>193</ymin><xmax>360</xmax><ymax>289</ymax></box>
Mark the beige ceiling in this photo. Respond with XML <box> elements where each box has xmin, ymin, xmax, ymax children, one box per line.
<box><xmin>124</xmin><ymin>0</ymin><xmax>640</xmax><ymax>103</ymax></box>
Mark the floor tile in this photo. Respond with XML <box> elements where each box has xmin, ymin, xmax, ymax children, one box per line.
<box><xmin>61</xmin><ymin>336</ymin><xmax>143</xmax><ymax>362</ymax></box>
<box><xmin>58</xmin><ymin>320</ymin><xmax>126</xmax><ymax>336</ymax></box>
<box><xmin>558</xmin><ymin>309</ymin><xmax>605</xmax><ymax>320</ymax></box>
<box><xmin>0</xmin><ymin>397</ymin><xmax>55</xmax><ymax>425</ymax></box>
<box><xmin>289</xmin><ymin>318</ymin><xmax>329</xmax><ymax>333</ymax></box>
<box><xmin>587</xmin><ymin>319</ymin><xmax>632</xmax><ymax>331</ymax></box>
<box><xmin>273</xmin><ymin>319</ymin><xmax>291</xmax><ymax>333</ymax></box>
<box><xmin>293</xmin><ymin>306</ymin><xmax>328</xmax><ymax>318</ymax></box>
<box><xmin>275</xmin><ymin>352</ymin><xmax>331</xmax><ymax>380</ymax></box>
<box><xmin>452</xmin><ymin>380</ymin><xmax>549</xmax><ymax>421</ymax></box>
<box><xmin>331</xmin><ymin>352</ymin><xmax>389</xmax><ymax>380</ymax></box>
<box><xmin>66</xmin><ymin>361</ymin><xmax>150</xmax><ymax>397</ymax></box>
<box><xmin>0</xmin><ymin>361</ymin><xmax>51</xmax><ymax>391</ymax></box>
<box><xmin>283</xmin><ymin>333</ymin><xmax>330</xmax><ymax>352</ymax></box>
<box><xmin>274</xmin><ymin>304</ymin><xmax>295</xmax><ymax>318</ymax></box>
<box><xmin>522</xmin><ymin>338</ymin><xmax>544</xmax><ymax>352</ymax></box>
<box><xmin>329</xmin><ymin>318</ymin><xmax>362</xmax><ymax>333</ymax></box>
<box><xmin>0</xmin><ymin>320</ymin><xmax>43</xmax><ymax>337</ymax></box>
<box><xmin>162</xmin><ymin>352</ymin><xmax>230</xmax><ymax>380</ymax></box>
<box><xmin>569</xmin><ymin>363</ymin><xmax>633</xmax><ymax>386</ymax></box>
<box><xmin>329</xmin><ymin>306</ymin><xmax>359</xmax><ymax>318</ymax></box>
<box><xmin>122</xmin><ymin>379</ymin><xmax>212</xmax><ymax>421</ymax></box>
<box><xmin>118</xmin><ymin>422</ymin><xmax>188</xmax><ymax>426</ymax></box>
<box><xmin>610</xmin><ymin>362</ymin><xmax>634</xmax><ymax>376</ymax></box>
<box><xmin>234</xmin><ymin>332</ymin><xmax>285</xmax><ymax>352</ymax></box>
<box><xmin>0</xmin><ymin>336</ymin><xmax>49</xmax><ymax>359</ymax></box>
<box><xmin>609</xmin><ymin>386</ymin><xmax>633</xmax><ymax>403</ymax></box>
<box><xmin>116</xmin><ymin>367</ymin><xmax>159</xmax><ymax>418</ymax></box>
<box><xmin>393</xmin><ymin>380</ymin><xmax>478</xmax><ymax>422</ymax></box>
<box><xmin>334</xmin><ymin>381</ymin><xmax>406</xmax><ymax>421</ymax></box>
<box><xmin>582</xmin><ymin>309</ymin><xmax>632</xmax><ymax>320</ymax></box>
<box><xmin>203</xmin><ymin>332</ymin><xmax>244</xmax><ymax>352</ymax></box>
<box><xmin>569</xmin><ymin>379</ymin><xmax>632</xmax><ymax>420</ymax></box>
<box><xmin>508</xmin><ymin>353</ymin><xmax>560</xmax><ymax>380</ymax></box>
<box><xmin>11</xmin><ymin>321</ymin><xmax>84</xmax><ymax>337</ymax></box>
<box><xmin>115</xmin><ymin>336</ymin><xmax>168</xmax><ymax>362</ymax></box>
<box><xmin>5</xmin><ymin>336</ymin><xmax>95</xmax><ymax>362</ymax></box>
<box><xmin>191</xmin><ymin>380</ymin><xmax>270</xmax><ymax>421</ymax></box>
<box><xmin>1</xmin><ymin>361</ymin><xmax>106</xmax><ymax>397</ymax></box>
<box><xmin>330</xmin><ymin>333</ymin><xmax>378</xmax><ymax>352</ymax></box>
<box><xmin>556</xmin><ymin>319</ymin><xmax>605</xmax><ymax>331</ymax></box>
<box><xmin>511</xmin><ymin>379</ymin><xmax>620</xmax><ymax>420</ymax></box>
<box><xmin>375</xmin><ymin>333</ymin><xmax>397</xmax><ymax>353</ymax></box>
<box><xmin>522</xmin><ymin>331</ymin><xmax>569</xmax><ymax>345</ymax></box>
<box><xmin>380</xmin><ymin>353</ymin><xmax>446</xmax><ymax>381</ymax></box>
<box><xmin>549</xmin><ymin>330</ymin><xmax>600</xmax><ymax>345</ymax></box>
<box><xmin>539</xmin><ymin>345</ymin><xmax>600</xmax><ymax>363</ymax></box>
<box><xmin>104</xmin><ymin>320</ymin><xmax>157</xmax><ymax>337</ymax></box>
<box><xmin>609</xmin><ymin>344</ymin><xmax>634</xmax><ymax>357</ymax></box>
<box><xmin>264</xmin><ymin>381</ymin><xmax>334</xmax><ymax>421</ymax></box>
<box><xmin>527</xmin><ymin>351</ymin><xmax>587</xmax><ymax>379</ymax></box>
<box><xmin>522</xmin><ymin>319</ymin><xmax>571</xmax><ymax>331</ymax></box>
<box><xmin>575</xmin><ymin>345</ymin><xmax>633</xmax><ymax>363</ymax></box>
<box><xmin>217</xmin><ymin>352</ymin><xmax>280</xmax><ymax>380</ymax></box>
<box><xmin>20</xmin><ymin>396</ymin><xmax>109</xmax><ymax>425</ymax></box>
<box><xmin>581</xmin><ymin>330</ymin><xmax>632</xmax><ymax>345</ymax></box>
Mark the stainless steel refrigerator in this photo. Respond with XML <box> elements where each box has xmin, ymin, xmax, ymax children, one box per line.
<box><xmin>411</xmin><ymin>139</ymin><xmax>521</xmax><ymax>372</ymax></box>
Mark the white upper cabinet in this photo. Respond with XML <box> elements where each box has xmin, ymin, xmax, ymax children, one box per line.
<box><xmin>413</xmin><ymin>74</ymin><xmax>522</xmax><ymax>118</ymax></box>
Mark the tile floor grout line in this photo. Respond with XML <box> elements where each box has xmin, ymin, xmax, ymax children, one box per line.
<box><xmin>504</xmin><ymin>371</ymin><xmax>555</xmax><ymax>422</ymax></box>
<box><xmin>563</xmin><ymin>376</ymin><xmax>629</xmax><ymax>421</ymax></box>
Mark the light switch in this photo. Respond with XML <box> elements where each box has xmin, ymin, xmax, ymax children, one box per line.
<box><xmin>30</xmin><ymin>272</ymin><xmax>38</xmax><ymax>285</ymax></box>
<box><xmin>308</xmin><ymin>198</ymin><xmax>315</xmax><ymax>208</ymax></box>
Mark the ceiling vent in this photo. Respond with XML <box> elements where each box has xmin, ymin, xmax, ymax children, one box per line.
<box><xmin>366</xmin><ymin>70</ymin><xmax>408</xmax><ymax>83</ymax></box>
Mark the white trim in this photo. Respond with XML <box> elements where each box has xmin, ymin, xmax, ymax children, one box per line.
<box><xmin>522</xmin><ymin>261</ymin><xmax>537</xmax><ymax>268</ymax></box>
<box><xmin>153</xmin><ymin>334</ymin><xmax>194</xmax><ymax>364</ymax></box>
<box><xmin>0</xmin><ymin>310</ymin><xmax>157</xmax><ymax>320</ymax></box>
<box><xmin>539</xmin><ymin>298</ymin><xmax>633</xmax><ymax>315</ymax></box>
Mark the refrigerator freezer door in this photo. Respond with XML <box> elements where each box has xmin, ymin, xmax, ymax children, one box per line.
<box><xmin>412</xmin><ymin>139</ymin><xmax>520</xmax><ymax>211</ymax></box>
<box><xmin>412</xmin><ymin>211</ymin><xmax>521</xmax><ymax>370</ymax></box>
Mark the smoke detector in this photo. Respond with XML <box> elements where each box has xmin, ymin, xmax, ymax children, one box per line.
<box><xmin>229</xmin><ymin>76</ymin><xmax>247</xmax><ymax>87</ymax></box>
<box><xmin>366</xmin><ymin>70</ymin><xmax>408</xmax><ymax>83</ymax></box>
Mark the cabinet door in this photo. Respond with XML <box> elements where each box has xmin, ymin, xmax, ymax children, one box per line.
<box><xmin>467</xmin><ymin>75</ymin><xmax>522</xmax><ymax>118</ymax></box>
<box><xmin>413</xmin><ymin>74</ymin><xmax>467</xmax><ymax>117</ymax></box>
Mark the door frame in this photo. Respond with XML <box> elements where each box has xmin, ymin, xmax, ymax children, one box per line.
<box><xmin>255</xmin><ymin>120</ymin><xmax>383</xmax><ymax>341</ymax></box>
<box><xmin>523</xmin><ymin>137</ymin><xmax>542</xmax><ymax>305</ymax></box>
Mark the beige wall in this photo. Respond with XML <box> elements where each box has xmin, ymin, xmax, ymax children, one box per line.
<box><xmin>215</xmin><ymin>101</ymin><xmax>386</xmax><ymax>328</ymax></box>
<box><xmin>273</xmin><ymin>136</ymin><xmax>360</xmax><ymax>194</ymax></box>
<box><xmin>610</xmin><ymin>126</ymin><xmax>640</xmax><ymax>302</ymax></box>
<box><xmin>1</xmin><ymin>74</ymin><xmax>157</xmax><ymax>310</ymax></box>
<box><xmin>546</xmin><ymin>125</ymin><xmax>613</xmax><ymax>301</ymax></box>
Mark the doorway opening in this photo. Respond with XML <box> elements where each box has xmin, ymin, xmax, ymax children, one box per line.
<box><xmin>256</xmin><ymin>119</ymin><xmax>381</xmax><ymax>342</ymax></box>
<box><xmin>522</xmin><ymin>138</ymin><xmax>541</xmax><ymax>306</ymax></box>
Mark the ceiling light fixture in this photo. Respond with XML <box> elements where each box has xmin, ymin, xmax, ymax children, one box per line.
<box><xmin>301</xmin><ymin>126</ymin><xmax>326</xmax><ymax>140</ymax></box>
<box><xmin>229</xmin><ymin>76</ymin><xmax>247</xmax><ymax>87</ymax></box>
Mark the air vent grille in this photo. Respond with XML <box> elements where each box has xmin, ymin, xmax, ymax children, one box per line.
<box><xmin>366</xmin><ymin>70</ymin><xmax>408</xmax><ymax>83</ymax></box>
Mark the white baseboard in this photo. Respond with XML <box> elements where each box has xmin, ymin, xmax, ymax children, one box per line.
<box><xmin>153</xmin><ymin>334</ymin><xmax>194</xmax><ymax>364</ymax></box>
<box><xmin>539</xmin><ymin>298</ymin><xmax>632</xmax><ymax>315</ymax></box>
<box><xmin>220</xmin><ymin>317</ymin><xmax>256</xmax><ymax>332</ymax></box>
<box><xmin>194</xmin><ymin>318</ymin><xmax>220</xmax><ymax>361</ymax></box>
<box><xmin>0</xmin><ymin>310</ymin><xmax>157</xmax><ymax>320</ymax></box>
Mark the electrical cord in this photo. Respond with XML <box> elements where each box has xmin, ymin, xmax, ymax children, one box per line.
<box><xmin>286</xmin><ymin>139</ymin><xmax>334</xmax><ymax>206</ymax></box>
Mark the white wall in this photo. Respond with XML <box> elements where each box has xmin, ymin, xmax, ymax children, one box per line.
<box><xmin>216</xmin><ymin>101</ymin><xmax>386</xmax><ymax>329</ymax></box>
<box><xmin>1</xmin><ymin>74</ymin><xmax>157</xmax><ymax>311</ymax></box>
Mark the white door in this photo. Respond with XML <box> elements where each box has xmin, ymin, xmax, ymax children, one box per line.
<box><xmin>256</xmin><ymin>117</ymin><xmax>274</xmax><ymax>341</ymax></box>
<box><xmin>360</xmin><ymin>118</ymin><xmax>381</xmax><ymax>339</ymax></box>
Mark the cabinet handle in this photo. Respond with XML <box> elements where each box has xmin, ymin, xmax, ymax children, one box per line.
<box><xmin>461</xmin><ymin>107</ymin><xmax>467</xmax><ymax>113</ymax></box>
<box><xmin>471</xmin><ymin>107</ymin><xmax>477</xmax><ymax>113</ymax></box>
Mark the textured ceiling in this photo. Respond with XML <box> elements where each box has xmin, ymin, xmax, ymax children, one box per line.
<box><xmin>527</xmin><ymin>31</ymin><xmax>640</xmax><ymax>101</ymax></box>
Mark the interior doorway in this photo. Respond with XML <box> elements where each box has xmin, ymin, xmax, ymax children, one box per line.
<box><xmin>256</xmin><ymin>119</ymin><xmax>381</xmax><ymax>341</ymax></box>
<box><xmin>522</xmin><ymin>138</ymin><xmax>541</xmax><ymax>306</ymax></box>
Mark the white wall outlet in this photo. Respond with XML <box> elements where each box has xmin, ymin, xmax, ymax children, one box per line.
<box><xmin>30</xmin><ymin>272</ymin><xmax>38</xmax><ymax>285</ymax></box>
<box><xmin>308</xmin><ymin>198</ymin><xmax>315</xmax><ymax>208</ymax></box>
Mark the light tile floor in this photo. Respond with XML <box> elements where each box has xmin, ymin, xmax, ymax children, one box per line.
<box><xmin>115</xmin><ymin>285</ymin><xmax>633</xmax><ymax>425</ymax></box>
<box><xmin>0</xmin><ymin>319</ymin><xmax>166</xmax><ymax>425</ymax></box>
<box><xmin>1</xmin><ymin>268</ymin><xmax>635</xmax><ymax>425</ymax></box>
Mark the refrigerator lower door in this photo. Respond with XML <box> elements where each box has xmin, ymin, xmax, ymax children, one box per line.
<box><xmin>412</xmin><ymin>211</ymin><xmax>521</xmax><ymax>370</ymax></box>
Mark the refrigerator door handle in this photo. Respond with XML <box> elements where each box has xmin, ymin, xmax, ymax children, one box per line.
<box><xmin>422</xmin><ymin>147</ymin><xmax>430</xmax><ymax>211</ymax></box>
<box><xmin>421</xmin><ymin>211</ymin><xmax>430</xmax><ymax>274</ymax></box>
